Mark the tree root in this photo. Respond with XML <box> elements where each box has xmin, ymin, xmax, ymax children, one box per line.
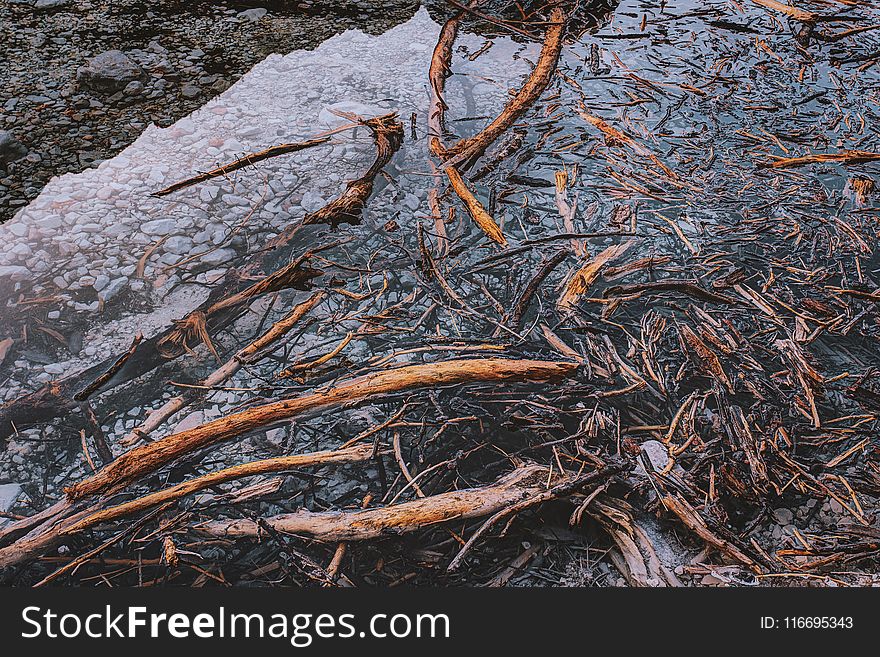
<box><xmin>304</xmin><ymin>113</ymin><xmax>404</xmax><ymax>227</ymax></box>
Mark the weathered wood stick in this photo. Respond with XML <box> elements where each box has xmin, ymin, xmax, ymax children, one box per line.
<box><xmin>445</xmin><ymin>165</ymin><xmax>507</xmax><ymax>245</ymax></box>
<box><xmin>558</xmin><ymin>240</ymin><xmax>634</xmax><ymax>310</ymax></box>
<box><xmin>304</xmin><ymin>113</ymin><xmax>404</xmax><ymax>227</ymax></box>
<box><xmin>195</xmin><ymin>464</ymin><xmax>549</xmax><ymax>541</ymax></box>
<box><xmin>153</xmin><ymin>136</ymin><xmax>331</xmax><ymax>197</ymax></box>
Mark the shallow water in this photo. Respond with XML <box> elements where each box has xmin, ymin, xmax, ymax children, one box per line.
<box><xmin>1</xmin><ymin>0</ymin><xmax>880</xmax><ymax>584</ymax></box>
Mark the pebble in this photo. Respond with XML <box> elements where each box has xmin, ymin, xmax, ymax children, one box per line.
<box><xmin>0</xmin><ymin>483</ymin><xmax>22</xmax><ymax>512</ymax></box>
<box><xmin>77</xmin><ymin>50</ymin><xmax>145</xmax><ymax>94</ymax></box>
<box><xmin>93</xmin><ymin>274</ymin><xmax>110</xmax><ymax>291</ymax></box>
<box><xmin>173</xmin><ymin>411</ymin><xmax>205</xmax><ymax>433</ymax></box>
<box><xmin>181</xmin><ymin>84</ymin><xmax>201</xmax><ymax>99</ymax></box>
<box><xmin>33</xmin><ymin>0</ymin><xmax>71</xmax><ymax>10</ymax></box>
<box><xmin>0</xmin><ymin>265</ymin><xmax>32</xmax><ymax>281</ymax></box>
<box><xmin>200</xmin><ymin>248</ymin><xmax>236</xmax><ymax>266</ymax></box>
<box><xmin>98</xmin><ymin>277</ymin><xmax>128</xmax><ymax>302</ymax></box>
<box><xmin>164</xmin><ymin>236</ymin><xmax>194</xmax><ymax>255</ymax></box>
<box><xmin>0</xmin><ymin>130</ymin><xmax>28</xmax><ymax>165</ymax></box>
<box><xmin>772</xmin><ymin>508</ymin><xmax>793</xmax><ymax>525</ymax></box>
<box><xmin>141</xmin><ymin>218</ymin><xmax>178</xmax><ymax>235</ymax></box>
<box><xmin>238</xmin><ymin>8</ymin><xmax>268</xmax><ymax>22</ymax></box>
<box><xmin>199</xmin><ymin>185</ymin><xmax>220</xmax><ymax>203</ymax></box>
<box><xmin>300</xmin><ymin>190</ymin><xmax>326</xmax><ymax>213</ymax></box>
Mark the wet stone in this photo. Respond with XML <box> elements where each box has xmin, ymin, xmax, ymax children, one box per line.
<box><xmin>77</xmin><ymin>50</ymin><xmax>146</xmax><ymax>94</ymax></box>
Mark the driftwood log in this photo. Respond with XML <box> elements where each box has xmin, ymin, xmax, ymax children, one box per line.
<box><xmin>66</xmin><ymin>357</ymin><xmax>577</xmax><ymax>500</ymax></box>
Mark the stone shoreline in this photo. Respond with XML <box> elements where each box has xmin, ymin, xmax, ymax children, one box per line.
<box><xmin>0</xmin><ymin>0</ymin><xmax>422</xmax><ymax>222</ymax></box>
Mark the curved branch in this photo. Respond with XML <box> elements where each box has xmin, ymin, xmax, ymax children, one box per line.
<box><xmin>440</xmin><ymin>7</ymin><xmax>566</xmax><ymax>169</ymax></box>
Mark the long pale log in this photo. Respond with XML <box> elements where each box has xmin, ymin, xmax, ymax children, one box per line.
<box><xmin>66</xmin><ymin>358</ymin><xmax>577</xmax><ymax>501</ymax></box>
<box><xmin>0</xmin><ymin>445</ymin><xmax>378</xmax><ymax>569</ymax></box>
<box><xmin>195</xmin><ymin>464</ymin><xmax>548</xmax><ymax>541</ymax></box>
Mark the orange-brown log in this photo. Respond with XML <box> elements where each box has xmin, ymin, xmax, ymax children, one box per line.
<box><xmin>445</xmin><ymin>166</ymin><xmax>507</xmax><ymax>245</ymax></box>
<box><xmin>761</xmin><ymin>150</ymin><xmax>880</xmax><ymax>170</ymax></box>
<box><xmin>304</xmin><ymin>114</ymin><xmax>404</xmax><ymax>227</ymax></box>
<box><xmin>66</xmin><ymin>358</ymin><xmax>577</xmax><ymax>500</ymax></box>
<box><xmin>751</xmin><ymin>0</ymin><xmax>816</xmax><ymax>23</ymax></box>
<box><xmin>428</xmin><ymin>16</ymin><xmax>461</xmax><ymax>157</ymax></box>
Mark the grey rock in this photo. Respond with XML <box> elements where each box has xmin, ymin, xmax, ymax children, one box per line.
<box><xmin>221</xmin><ymin>193</ymin><xmax>249</xmax><ymax>207</ymax></box>
<box><xmin>199</xmin><ymin>185</ymin><xmax>220</xmax><ymax>203</ymax></box>
<box><xmin>403</xmin><ymin>193</ymin><xmax>420</xmax><ymax>211</ymax></box>
<box><xmin>0</xmin><ymin>130</ymin><xmax>28</xmax><ymax>165</ymax></box>
<box><xmin>123</xmin><ymin>80</ymin><xmax>145</xmax><ymax>96</ymax></box>
<box><xmin>265</xmin><ymin>427</ymin><xmax>287</xmax><ymax>445</ymax></box>
<box><xmin>34</xmin><ymin>0</ymin><xmax>70</xmax><ymax>10</ymax></box>
<box><xmin>180</xmin><ymin>84</ymin><xmax>200</xmax><ymax>99</ymax></box>
<box><xmin>164</xmin><ymin>236</ymin><xmax>194</xmax><ymax>255</ymax></box>
<box><xmin>8</xmin><ymin>222</ymin><xmax>28</xmax><ymax>237</ymax></box>
<box><xmin>173</xmin><ymin>411</ymin><xmax>204</xmax><ymax>433</ymax></box>
<box><xmin>37</xmin><ymin>214</ymin><xmax>63</xmax><ymax>230</ymax></box>
<box><xmin>0</xmin><ymin>265</ymin><xmax>32</xmax><ymax>281</ymax></box>
<box><xmin>300</xmin><ymin>190</ymin><xmax>326</xmax><ymax>213</ymax></box>
<box><xmin>0</xmin><ymin>483</ymin><xmax>22</xmax><ymax>512</ymax></box>
<box><xmin>98</xmin><ymin>277</ymin><xmax>128</xmax><ymax>302</ymax></box>
<box><xmin>44</xmin><ymin>363</ymin><xmax>65</xmax><ymax>375</ymax></box>
<box><xmin>772</xmin><ymin>508</ymin><xmax>793</xmax><ymax>525</ymax></box>
<box><xmin>238</xmin><ymin>8</ymin><xmax>268</xmax><ymax>21</ymax></box>
<box><xmin>200</xmin><ymin>248</ymin><xmax>236</xmax><ymax>266</ymax></box>
<box><xmin>10</xmin><ymin>243</ymin><xmax>32</xmax><ymax>257</ymax></box>
<box><xmin>93</xmin><ymin>274</ymin><xmax>110</xmax><ymax>291</ymax></box>
<box><xmin>77</xmin><ymin>50</ymin><xmax>145</xmax><ymax>94</ymax></box>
